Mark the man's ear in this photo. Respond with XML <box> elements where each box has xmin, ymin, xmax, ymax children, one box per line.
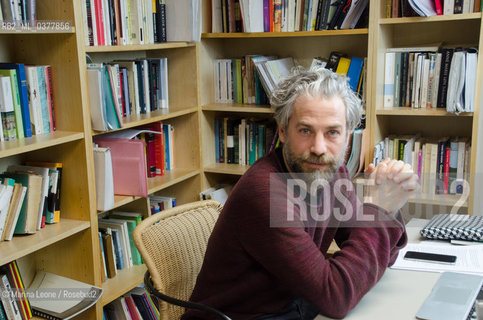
<box><xmin>278</xmin><ymin>126</ymin><xmax>286</xmax><ymax>143</ymax></box>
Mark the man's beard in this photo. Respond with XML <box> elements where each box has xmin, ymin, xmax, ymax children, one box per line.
<box><xmin>283</xmin><ymin>139</ymin><xmax>347</xmax><ymax>184</ymax></box>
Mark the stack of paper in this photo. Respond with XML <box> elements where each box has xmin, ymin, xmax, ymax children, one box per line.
<box><xmin>391</xmin><ymin>242</ymin><xmax>483</xmax><ymax>275</ymax></box>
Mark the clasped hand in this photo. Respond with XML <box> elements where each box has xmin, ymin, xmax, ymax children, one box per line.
<box><xmin>364</xmin><ymin>158</ymin><xmax>420</xmax><ymax>213</ymax></box>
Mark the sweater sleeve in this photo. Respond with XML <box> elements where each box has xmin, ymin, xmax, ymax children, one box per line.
<box><xmin>232</xmin><ymin>171</ymin><xmax>407</xmax><ymax>319</ymax></box>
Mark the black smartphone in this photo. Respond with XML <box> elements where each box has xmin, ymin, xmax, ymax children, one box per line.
<box><xmin>403</xmin><ymin>251</ymin><xmax>457</xmax><ymax>264</ymax></box>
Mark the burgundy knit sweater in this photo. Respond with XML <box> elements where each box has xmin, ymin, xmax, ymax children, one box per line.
<box><xmin>182</xmin><ymin>149</ymin><xmax>407</xmax><ymax>320</ymax></box>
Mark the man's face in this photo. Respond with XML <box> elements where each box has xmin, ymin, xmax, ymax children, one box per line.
<box><xmin>279</xmin><ymin>94</ymin><xmax>349</xmax><ymax>182</ymax></box>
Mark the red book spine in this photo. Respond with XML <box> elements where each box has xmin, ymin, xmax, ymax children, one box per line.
<box><xmin>94</xmin><ymin>0</ymin><xmax>105</xmax><ymax>45</ymax></box>
<box><xmin>443</xmin><ymin>146</ymin><xmax>451</xmax><ymax>194</ymax></box>
<box><xmin>145</xmin><ymin>133</ymin><xmax>157</xmax><ymax>178</ymax></box>
<box><xmin>124</xmin><ymin>296</ymin><xmax>142</xmax><ymax>320</ymax></box>
<box><xmin>434</xmin><ymin>0</ymin><xmax>443</xmax><ymax>14</ymax></box>
<box><xmin>269</xmin><ymin>0</ymin><xmax>274</xmax><ymax>32</ymax></box>
<box><xmin>44</xmin><ymin>66</ymin><xmax>55</xmax><ymax>132</ymax></box>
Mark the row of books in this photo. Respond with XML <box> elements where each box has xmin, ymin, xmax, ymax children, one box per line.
<box><xmin>213</xmin><ymin>0</ymin><xmax>369</xmax><ymax>33</ymax></box>
<box><xmin>213</xmin><ymin>52</ymin><xmax>365</xmax><ymax>108</ymax></box>
<box><xmin>93</xmin><ymin>125</ymin><xmax>175</xmax><ymax>211</ymax></box>
<box><xmin>0</xmin><ymin>260</ymin><xmax>102</xmax><ymax>320</ymax></box>
<box><xmin>214</xmin><ymin>55</ymin><xmax>270</xmax><ymax>106</ymax></box>
<box><xmin>149</xmin><ymin>195</ymin><xmax>176</xmax><ymax>215</ymax></box>
<box><xmin>0</xmin><ymin>63</ymin><xmax>56</xmax><ymax>141</ymax></box>
<box><xmin>103</xmin><ymin>285</ymin><xmax>160</xmax><ymax>320</ymax></box>
<box><xmin>200</xmin><ymin>184</ymin><xmax>232</xmax><ymax>205</ymax></box>
<box><xmin>373</xmin><ymin>135</ymin><xmax>471</xmax><ymax>195</ymax></box>
<box><xmin>383</xmin><ymin>46</ymin><xmax>477</xmax><ymax>113</ymax></box>
<box><xmin>82</xmin><ymin>0</ymin><xmax>202</xmax><ymax>46</ymax></box>
<box><xmin>345</xmin><ymin>128</ymin><xmax>366</xmax><ymax>179</ymax></box>
<box><xmin>315</xmin><ymin>51</ymin><xmax>366</xmax><ymax>94</ymax></box>
<box><xmin>215</xmin><ymin>117</ymin><xmax>277</xmax><ymax>165</ymax></box>
<box><xmin>82</xmin><ymin>0</ymin><xmax>167</xmax><ymax>46</ymax></box>
<box><xmin>0</xmin><ymin>0</ymin><xmax>36</xmax><ymax>25</ymax></box>
<box><xmin>386</xmin><ymin>0</ymin><xmax>481</xmax><ymax>18</ymax></box>
<box><xmin>0</xmin><ymin>162</ymin><xmax>63</xmax><ymax>242</ymax></box>
<box><xmin>98</xmin><ymin>211</ymin><xmax>145</xmax><ymax>281</ymax></box>
<box><xmin>87</xmin><ymin>58</ymin><xmax>169</xmax><ymax>131</ymax></box>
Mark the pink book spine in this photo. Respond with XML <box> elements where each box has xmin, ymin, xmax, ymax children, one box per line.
<box><xmin>434</xmin><ymin>0</ymin><xmax>443</xmax><ymax>15</ymax></box>
<box><xmin>417</xmin><ymin>150</ymin><xmax>423</xmax><ymax>181</ymax></box>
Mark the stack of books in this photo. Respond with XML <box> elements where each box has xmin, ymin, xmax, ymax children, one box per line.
<box><xmin>0</xmin><ymin>162</ymin><xmax>63</xmax><ymax>242</ymax></box>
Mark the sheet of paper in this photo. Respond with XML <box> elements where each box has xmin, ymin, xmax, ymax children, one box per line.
<box><xmin>391</xmin><ymin>242</ymin><xmax>483</xmax><ymax>275</ymax></box>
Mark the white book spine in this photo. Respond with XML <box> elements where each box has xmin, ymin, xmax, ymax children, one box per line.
<box><xmin>25</xmin><ymin>66</ymin><xmax>43</xmax><ymax>135</ymax></box>
<box><xmin>383</xmin><ymin>52</ymin><xmax>396</xmax><ymax>108</ymax></box>
<box><xmin>0</xmin><ymin>274</ymin><xmax>22</xmax><ymax>320</ymax></box>
<box><xmin>214</xmin><ymin>60</ymin><xmax>221</xmax><ymax>103</ymax></box>
<box><xmin>420</xmin><ymin>57</ymin><xmax>430</xmax><ymax>108</ymax></box>
<box><xmin>444</xmin><ymin>0</ymin><xmax>455</xmax><ymax>14</ymax></box>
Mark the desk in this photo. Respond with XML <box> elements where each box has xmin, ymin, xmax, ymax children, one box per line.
<box><xmin>316</xmin><ymin>219</ymin><xmax>440</xmax><ymax>320</ymax></box>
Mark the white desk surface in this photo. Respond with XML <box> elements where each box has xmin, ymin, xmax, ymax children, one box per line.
<box><xmin>316</xmin><ymin>219</ymin><xmax>441</xmax><ymax>320</ymax></box>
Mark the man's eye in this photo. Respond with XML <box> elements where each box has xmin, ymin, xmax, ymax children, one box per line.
<box><xmin>300</xmin><ymin>128</ymin><xmax>311</xmax><ymax>134</ymax></box>
<box><xmin>328</xmin><ymin>130</ymin><xmax>340</xmax><ymax>136</ymax></box>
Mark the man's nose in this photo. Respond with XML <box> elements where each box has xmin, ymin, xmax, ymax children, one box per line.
<box><xmin>310</xmin><ymin>133</ymin><xmax>327</xmax><ymax>156</ymax></box>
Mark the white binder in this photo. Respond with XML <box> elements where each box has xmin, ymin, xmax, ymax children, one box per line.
<box><xmin>93</xmin><ymin>147</ymin><xmax>115</xmax><ymax>211</ymax></box>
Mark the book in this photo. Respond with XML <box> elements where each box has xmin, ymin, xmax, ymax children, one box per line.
<box><xmin>384</xmin><ymin>51</ymin><xmax>396</xmax><ymax>108</ymax></box>
<box><xmin>110</xmin><ymin>228</ymin><xmax>125</xmax><ymax>270</ymax></box>
<box><xmin>123</xmin><ymin>295</ymin><xmax>142</xmax><ymax>320</ymax></box>
<box><xmin>165</xmin><ymin>0</ymin><xmax>201</xmax><ymax>41</ymax></box>
<box><xmin>0</xmin><ymin>76</ymin><xmax>16</xmax><ymax>141</ymax></box>
<box><xmin>7</xmin><ymin>165</ymin><xmax>51</xmax><ymax>230</ymax></box>
<box><xmin>98</xmin><ymin>218</ymin><xmax>133</xmax><ymax>268</ymax></box>
<box><xmin>94</xmin><ymin>137</ymin><xmax>148</xmax><ymax>197</ymax></box>
<box><xmin>24</xmin><ymin>161</ymin><xmax>63</xmax><ymax>224</ymax></box>
<box><xmin>0</xmin><ymin>261</ymin><xmax>32</xmax><ymax>320</ymax></box>
<box><xmin>0</xmin><ymin>183</ymin><xmax>27</xmax><ymax>241</ymax></box>
<box><xmin>100</xmin><ymin>229</ymin><xmax>117</xmax><ymax>278</ymax></box>
<box><xmin>0</xmin><ymin>69</ymin><xmax>25</xmax><ymax>139</ymax></box>
<box><xmin>36</xmin><ymin>66</ymin><xmax>51</xmax><ymax>134</ymax></box>
<box><xmin>346</xmin><ymin>57</ymin><xmax>364</xmax><ymax>92</ymax></box>
<box><xmin>107</xmin><ymin>215</ymin><xmax>142</xmax><ymax>265</ymax></box>
<box><xmin>0</xmin><ymin>172</ymin><xmax>42</xmax><ymax>234</ymax></box>
<box><xmin>25</xmin><ymin>271</ymin><xmax>102</xmax><ymax>320</ymax></box>
<box><xmin>0</xmin><ymin>178</ymin><xmax>15</xmax><ymax>239</ymax></box>
<box><xmin>93</xmin><ymin>147</ymin><xmax>115</xmax><ymax>211</ymax></box>
<box><xmin>24</xmin><ymin>66</ymin><xmax>43</xmax><ymax>135</ymax></box>
<box><xmin>0</xmin><ymin>273</ymin><xmax>22</xmax><ymax>320</ymax></box>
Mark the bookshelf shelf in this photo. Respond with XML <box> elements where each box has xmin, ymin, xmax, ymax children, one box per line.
<box><xmin>0</xmin><ymin>219</ymin><xmax>90</xmax><ymax>266</ymax></box>
<box><xmin>408</xmin><ymin>194</ymin><xmax>468</xmax><ymax>207</ymax></box>
<box><xmin>380</xmin><ymin>12</ymin><xmax>481</xmax><ymax>24</ymax></box>
<box><xmin>100</xmin><ymin>264</ymin><xmax>147</xmax><ymax>306</ymax></box>
<box><xmin>202</xmin><ymin>104</ymin><xmax>274</xmax><ymax>113</ymax></box>
<box><xmin>375</xmin><ymin>108</ymin><xmax>474</xmax><ymax>116</ymax></box>
<box><xmin>91</xmin><ymin>107</ymin><xmax>198</xmax><ymax>136</ymax></box>
<box><xmin>147</xmin><ymin>169</ymin><xmax>201</xmax><ymax>194</ymax></box>
<box><xmin>204</xmin><ymin>163</ymin><xmax>250</xmax><ymax>176</ymax></box>
<box><xmin>85</xmin><ymin>42</ymin><xmax>196</xmax><ymax>53</ymax></box>
<box><xmin>0</xmin><ymin>131</ymin><xmax>84</xmax><ymax>158</ymax></box>
<box><xmin>202</xmin><ymin>28</ymin><xmax>369</xmax><ymax>38</ymax></box>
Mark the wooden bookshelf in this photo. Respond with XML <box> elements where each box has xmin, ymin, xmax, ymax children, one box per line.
<box><xmin>375</xmin><ymin>108</ymin><xmax>474</xmax><ymax>116</ymax></box>
<box><xmin>202</xmin><ymin>28</ymin><xmax>369</xmax><ymax>38</ymax></box>
<box><xmin>0</xmin><ymin>131</ymin><xmax>84</xmax><ymax>157</ymax></box>
<box><xmin>1</xmin><ymin>1</ymin><xmax>481</xmax><ymax>319</ymax></box>
<box><xmin>100</xmin><ymin>264</ymin><xmax>147</xmax><ymax>307</ymax></box>
<box><xmin>369</xmin><ymin>0</ymin><xmax>483</xmax><ymax>214</ymax></box>
<box><xmin>0</xmin><ymin>219</ymin><xmax>90</xmax><ymax>266</ymax></box>
<box><xmin>204</xmin><ymin>163</ymin><xmax>250</xmax><ymax>176</ymax></box>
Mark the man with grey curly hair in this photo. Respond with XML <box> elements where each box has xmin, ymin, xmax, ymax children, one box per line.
<box><xmin>183</xmin><ymin>67</ymin><xmax>419</xmax><ymax>320</ymax></box>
